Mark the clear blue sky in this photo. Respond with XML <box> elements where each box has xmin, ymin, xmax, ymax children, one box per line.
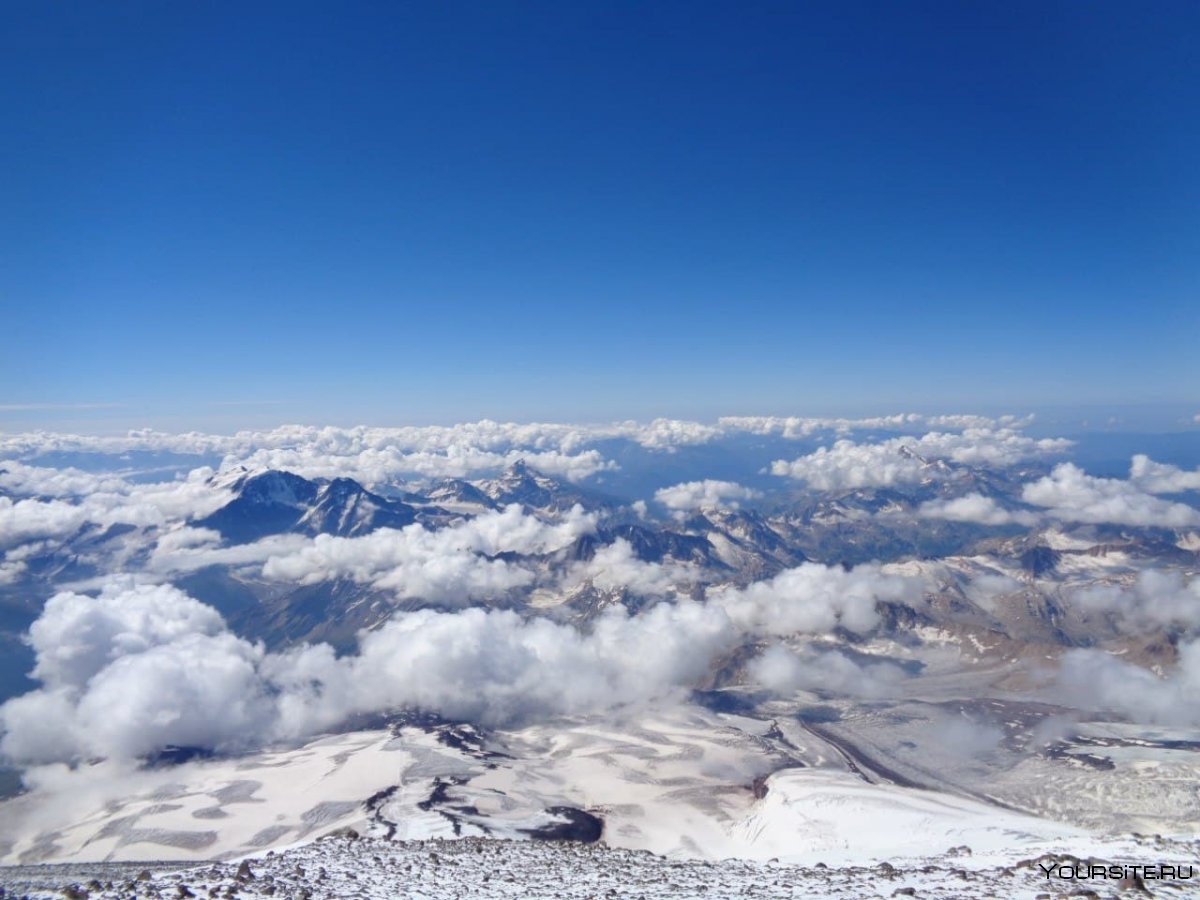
<box><xmin>2</xmin><ymin>1</ymin><xmax>1197</xmax><ymax>430</ymax></box>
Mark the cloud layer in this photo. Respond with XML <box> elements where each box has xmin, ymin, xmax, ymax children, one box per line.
<box><xmin>1021</xmin><ymin>463</ymin><xmax>1200</xmax><ymax>527</ymax></box>
<box><xmin>770</xmin><ymin>428</ymin><xmax>1071</xmax><ymax>490</ymax></box>
<box><xmin>0</xmin><ymin>561</ymin><xmax>924</xmax><ymax>764</ymax></box>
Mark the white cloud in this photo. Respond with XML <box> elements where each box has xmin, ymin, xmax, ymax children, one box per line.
<box><xmin>0</xmin><ymin>497</ymin><xmax>87</xmax><ymax>549</ymax></box>
<box><xmin>26</xmin><ymin>581</ymin><xmax>228</xmax><ymax>689</ymax></box>
<box><xmin>0</xmin><ymin>560</ymin><xmax>923</xmax><ymax>764</ymax></box>
<box><xmin>719</xmin><ymin>413</ymin><xmax>927</xmax><ymax>438</ymax></box>
<box><xmin>654</xmin><ymin>480</ymin><xmax>761</xmax><ymax>515</ymax></box>
<box><xmin>709</xmin><ymin>562</ymin><xmax>922</xmax><ymax>636</ymax></box>
<box><xmin>771</xmin><ymin>439</ymin><xmax>927</xmax><ymax>489</ymax></box>
<box><xmin>0</xmin><ymin>415</ymin><xmax>1050</xmax><ymax>494</ymax></box>
<box><xmin>723</xmin><ymin>413</ymin><xmax>1033</xmax><ymax>440</ymax></box>
<box><xmin>1129</xmin><ymin>455</ymin><xmax>1200</xmax><ymax>494</ymax></box>
<box><xmin>1021</xmin><ymin>463</ymin><xmax>1200</xmax><ymax>528</ymax></box>
<box><xmin>917</xmin><ymin>493</ymin><xmax>1041</xmax><ymax>527</ymax></box>
<box><xmin>748</xmin><ymin>644</ymin><xmax>906</xmax><ymax>698</ymax></box>
<box><xmin>0</xmin><ymin>460</ymin><xmax>128</xmax><ymax>497</ymax></box>
<box><xmin>1057</xmin><ymin>641</ymin><xmax>1200</xmax><ymax>726</ymax></box>
<box><xmin>770</xmin><ymin>428</ymin><xmax>1071</xmax><ymax>490</ymax></box>
<box><xmin>928</xmin><ymin>716</ymin><xmax>1005</xmax><ymax>758</ymax></box>
<box><xmin>1071</xmin><ymin>569</ymin><xmax>1200</xmax><ymax>634</ymax></box>
<box><xmin>566</xmin><ymin>538</ymin><xmax>697</xmax><ymax>597</ymax></box>
<box><xmin>0</xmin><ymin>462</ymin><xmax>233</xmax><ymax>549</ymax></box>
<box><xmin>256</xmin><ymin>504</ymin><xmax>596</xmax><ymax>605</ymax></box>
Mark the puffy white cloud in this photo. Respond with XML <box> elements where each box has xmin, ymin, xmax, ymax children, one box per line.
<box><xmin>1129</xmin><ymin>455</ymin><xmax>1200</xmax><ymax>494</ymax></box>
<box><xmin>723</xmin><ymin>413</ymin><xmax>1033</xmax><ymax>440</ymax></box>
<box><xmin>0</xmin><ymin>559</ymin><xmax>26</xmax><ymax>585</ymax></box>
<box><xmin>748</xmin><ymin>644</ymin><xmax>907</xmax><ymax>698</ymax></box>
<box><xmin>0</xmin><ymin>415</ymin><xmax>1052</xmax><ymax>495</ymax></box>
<box><xmin>719</xmin><ymin>413</ymin><xmax>927</xmax><ymax>438</ymax></box>
<box><xmin>27</xmin><ymin>581</ymin><xmax>227</xmax><ymax>689</ymax></box>
<box><xmin>1071</xmin><ymin>570</ymin><xmax>1200</xmax><ymax>634</ymax></box>
<box><xmin>709</xmin><ymin>562</ymin><xmax>922</xmax><ymax>636</ymax></box>
<box><xmin>654</xmin><ymin>480</ymin><xmax>761</xmax><ymax>515</ymax></box>
<box><xmin>147</xmin><ymin>532</ymin><xmax>308</xmax><ymax>575</ymax></box>
<box><xmin>917</xmin><ymin>493</ymin><xmax>1041</xmax><ymax>527</ymax></box>
<box><xmin>566</xmin><ymin>539</ymin><xmax>698</xmax><ymax>597</ymax></box>
<box><xmin>1021</xmin><ymin>463</ymin><xmax>1200</xmax><ymax>528</ymax></box>
<box><xmin>232</xmin><ymin>444</ymin><xmax>615</xmax><ymax>485</ymax></box>
<box><xmin>257</xmin><ymin>505</ymin><xmax>596</xmax><ymax>605</ymax></box>
<box><xmin>770</xmin><ymin>428</ymin><xmax>1070</xmax><ymax>490</ymax></box>
<box><xmin>0</xmin><ymin>460</ymin><xmax>128</xmax><ymax>498</ymax></box>
<box><xmin>615</xmin><ymin>418</ymin><xmax>725</xmax><ymax>450</ymax></box>
<box><xmin>0</xmin><ymin>559</ymin><xmax>923</xmax><ymax>764</ymax></box>
<box><xmin>0</xmin><ymin>497</ymin><xmax>87</xmax><ymax>548</ymax></box>
<box><xmin>1057</xmin><ymin>641</ymin><xmax>1200</xmax><ymax>726</ymax></box>
<box><xmin>74</xmin><ymin>633</ymin><xmax>274</xmax><ymax>758</ymax></box>
<box><xmin>0</xmin><ymin>420</ymin><xmax>719</xmax><ymax>486</ymax></box>
<box><xmin>0</xmin><ymin>463</ymin><xmax>233</xmax><ymax>558</ymax></box>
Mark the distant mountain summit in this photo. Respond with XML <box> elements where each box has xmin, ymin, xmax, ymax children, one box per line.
<box><xmin>198</xmin><ymin>470</ymin><xmax>417</xmax><ymax>542</ymax></box>
<box><xmin>475</xmin><ymin>460</ymin><xmax>611</xmax><ymax>513</ymax></box>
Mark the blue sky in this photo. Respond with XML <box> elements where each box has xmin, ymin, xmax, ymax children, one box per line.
<box><xmin>2</xmin><ymin>1</ymin><xmax>1197</xmax><ymax>431</ymax></box>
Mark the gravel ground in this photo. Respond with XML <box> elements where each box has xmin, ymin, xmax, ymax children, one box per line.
<box><xmin>2</xmin><ymin>833</ymin><xmax>1198</xmax><ymax>900</ymax></box>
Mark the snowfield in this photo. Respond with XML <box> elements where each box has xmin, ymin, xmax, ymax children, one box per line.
<box><xmin>0</xmin><ymin>709</ymin><xmax>1115</xmax><ymax>867</ymax></box>
<box><xmin>2</xmin><ymin>708</ymin><xmax>1197</xmax><ymax>900</ymax></box>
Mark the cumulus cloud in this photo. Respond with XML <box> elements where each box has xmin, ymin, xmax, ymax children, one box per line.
<box><xmin>1021</xmin><ymin>463</ymin><xmax>1200</xmax><ymax>528</ymax></box>
<box><xmin>0</xmin><ymin>463</ymin><xmax>233</xmax><ymax>556</ymax></box>
<box><xmin>917</xmin><ymin>493</ymin><xmax>1041</xmax><ymax>527</ymax></box>
<box><xmin>233</xmin><ymin>444</ymin><xmax>615</xmax><ymax>485</ymax></box>
<box><xmin>719</xmin><ymin>414</ymin><xmax>922</xmax><ymax>439</ymax></box>
<box><xmin>748</xmin><ymin>644</ymin><xmax>907</xmax><ymax>698</ymax></box>
<box><xmin>654</xmin><ymin>480</ymin><xmax>761</xmax><ymax>516</ymax></box>
<box><xmin>0</xmin><ymin>460</ymin><xmax>129</xmax><ymax>498</ymax></box>
<box><xmin>0</xmin><ymin>560</ymin><xmax>923</xmax><ymax>765</ymax></box>
<box><xmin>1129</xmin><ymin>455</ymin><xmax>1200</xmax><ymax>494</ymax></box>
<box><xmin>718</xmin><ymin>412</ymin><xmax>1031</xmax><ymax>439</ymax></box>
<box><xmin>26</xmin><ymin>581</ymin><xmax>227</xmax><ymax>689</ymax></box>
<box><xmin>566</xmin><ymin>539</ymin><xmax>698</xmax><ymax>597</ymax></box>
<box><xmin>709</xmin><ymin>562</ymin><xmax>922</xmax><ymax>636</ymax></box>
<box><xmin>257</xmin><ymin>504</ymin><xmax>596</xmax><ymax>605</ymax></box>
<box><xmin>770</xmin><ymin>428</ymin><xmax>1071</xmax><ymax>490</ymax></box>
<box><xmin>1057</xmin><ymin>641</ymin><xmax>1200</xmax><ymax>726</ymax></box>
<box><xmin>1070</xmin><ymin>570</ymin><xmax>1200</xmax><ymax>634</ymax></box>
<box><xmin>0</xmin><ymin>497</ymin><xmax>87</xmax><ymax>548</ymax></box>
<box><xmin>0</xmin><ymin>414</ymin><xmax>1049</xmax><ymax>494</ymax></box>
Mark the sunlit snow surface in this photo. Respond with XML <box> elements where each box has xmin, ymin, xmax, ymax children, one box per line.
<box><xmin>2</xmin><ymin>706</ymin><xmax>1195</xmax><ymax>896</ymax></box>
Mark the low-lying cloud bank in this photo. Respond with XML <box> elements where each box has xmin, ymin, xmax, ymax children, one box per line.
<box><xmin>1021</xmin><ymin>463</ymin><xmax>1200</xmax><ymax>528</ymax></box>
<box><xmin>770</xmin><ymin>427</ymin><xmax>1072</xmax><ymax>490</ymax></box>
<box><xmin>0</xmin><ymin>413</ymin><xmax>1052</xmax><ymax>491</ymax></box>
<box><xmin>0</xmin><ymin>563</ymin><xmax>922</xmax><ymax>765</ymax></box>
<box><xmin>1057</xmin><ymin>641</ymin><xmax>1200</xmax><ymax>727</ymax></box>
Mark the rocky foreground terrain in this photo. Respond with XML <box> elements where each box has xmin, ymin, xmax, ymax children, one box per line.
<box><xmin>2</xmin><ymin>832</ymin><xmax>1199</xmax><ymax>900</ymax></box>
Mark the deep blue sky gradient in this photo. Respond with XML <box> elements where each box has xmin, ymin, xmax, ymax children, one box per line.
<box><xmin>2</xmin><ymin>1</ymin><xmax>1197</xmax><ymax>429</ymax></box>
